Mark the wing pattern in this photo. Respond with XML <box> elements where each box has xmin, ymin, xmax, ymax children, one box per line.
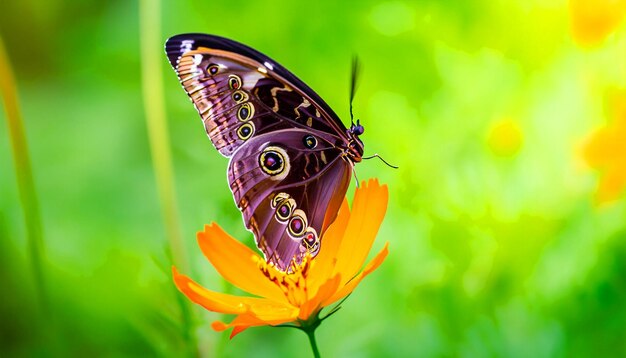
<box><xmin>166</xmin><ymin>34</ymin><xmax>356</xmax><ymax>270</ymax></box>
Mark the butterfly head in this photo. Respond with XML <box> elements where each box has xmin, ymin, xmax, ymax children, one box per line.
<box><xmin>347</xmin><ymin>119</ymin><xmax>365</xmax><ymax>162</ymax></box>
<box><xmin>351</xmin><ymin>118</ymin><xmax>365</xmax><ymax>136</ymax></box>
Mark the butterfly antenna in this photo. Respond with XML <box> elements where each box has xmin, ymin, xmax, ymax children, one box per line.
<box><xmin>349</xmin><ymin>56</ymin><xmax>360</xmax><ymax>127</ymax></box>
<box><xmin>363</xmin><ymin>153</ymin><xmax>399</xmax><ymax>169</ymax></box>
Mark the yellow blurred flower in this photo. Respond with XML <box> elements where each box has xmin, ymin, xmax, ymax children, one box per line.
<box><xmin>487</xmin><ymin>119</ymin><xmax>523</xmax><ymax>157</ymax></box>
<box><xmin>584</xmin><ymin>89</ymin><xmax>626</xmax><ymax>203</ymax></box>
<box><xmin>173</xmin><ymin>179</ymin><xmax>389</xmax><ymax>341</ymax></box>
<box><xmin>570</xmin><ymin>0</ymin><xmax>626</xmax><ymax>47</ymax></box>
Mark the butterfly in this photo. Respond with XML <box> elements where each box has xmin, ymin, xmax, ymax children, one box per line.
<box><xmin>165</xmin><ymin>33</ymin><xmax>365</xmax><ymax>271</ymax></box>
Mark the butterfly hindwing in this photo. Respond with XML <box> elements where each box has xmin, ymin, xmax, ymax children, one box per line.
<box><xmin>228</xmin><ymin>129</ymin><xmax>351</xmax><ymax>269</ymax></box>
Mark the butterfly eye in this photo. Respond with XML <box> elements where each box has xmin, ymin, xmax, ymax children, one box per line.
<box><xmin>351</xmin><ymin>123</ymin><xmax>365</xmax><ymax>136</ymax></box>
<box><xmin>303</xmin><ymin>135</ymin><xmax>317</xmax><ymax>149</ymax></box>
<box><xmin>207</xmin><ymin>64</ymin><xmax>219</xmax><ymax>75</ymax></box>
<box><xmin>237</xmin><ymin>122</ymin><xmax>255</xmax><ymax>140</ymax></box>
<box><xmin>228</xmin><ymin>75</ymin><xmax>242</xmax><ymax>90</ymax></box>
<box><xmin>237</xmin><ymin>103</ymin><xmax>254</xmax><ymax>121</ymax></box>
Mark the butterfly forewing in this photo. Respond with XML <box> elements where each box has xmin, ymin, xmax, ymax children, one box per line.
<box><xmin>165</xmin><ymin>33</ymin><xmax>356</xmax><ymax>271</ymax></box>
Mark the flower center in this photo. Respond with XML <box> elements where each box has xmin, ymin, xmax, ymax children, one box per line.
<box><xmin>254</xmin><ymin>254</ymin><xmax>312</xmax><ymax>307</ymax></box>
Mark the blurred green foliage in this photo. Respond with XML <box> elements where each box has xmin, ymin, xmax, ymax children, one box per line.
<box><xmin>1</xmin><ymin>0</ymin><xmax>626</xmax><ymax>356</ymax></box>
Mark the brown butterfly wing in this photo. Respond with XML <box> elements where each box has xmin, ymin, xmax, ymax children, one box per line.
<box><xmin>228</xmin><ymin>129</ymin><xmax>351</xmax><ymax>270</ymax></box>
<box><xmin>165</xmin><ymin>35</ymin><xmax>349</xmax><ymax>156</ymax></box>
<box><xmin>166</xmin><ymin>34</ymin><xmax>356</xmax><ymax>270</ymax></box>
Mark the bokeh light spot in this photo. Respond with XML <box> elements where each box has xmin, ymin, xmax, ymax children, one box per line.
<box><xmin>487</xmin><ymin>119</ymin><xmax>524</xmax><ymax>157</ymax></box>
<box><xmin>570</xmin><ymin>0</ymin><xmax>626</xmax><ymax>47</ymax></box>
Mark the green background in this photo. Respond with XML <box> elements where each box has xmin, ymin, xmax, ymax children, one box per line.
<box><xmin>1</xmin><ymin>0</ymin><xmax>625</xmax><ymax>356</ymax></box>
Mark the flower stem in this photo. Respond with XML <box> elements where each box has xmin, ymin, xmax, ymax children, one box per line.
<box><xmin>297</xmin><ymin>314</ymin><xmax>322</xmax><ymax>358</ymax></box>
<box><xmin>0</xmin><ymin>35</ymin><xmax>48</xmax><ymax>312</ymax></box>
<box><xmin>138</xmin><ymin>0</ymin><xmax>188</xmax><ymax>273</ymax></box>
<box><xmin>305</xmin><ymin>327</ymin><xmax>321</xmax><ymax>358</ymax></box>
<box><xmin>138</xmin><ymin>1</ymin><xmax>197</xmax><ymax>356</ymax></box>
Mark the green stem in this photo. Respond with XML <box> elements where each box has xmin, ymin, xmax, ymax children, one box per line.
<box><xmin>138</xmin><ymin>0</ymin><xmax>188</xmax><ymax>273</ymax></box>
<box><xmin>297</xmin><ymin>313</ymin><xmax>322</xmax><ymax>358</ymax></box>
<box><xmin>0</xmin><ymin>35</ymin><xmax>47</xmax><ymax>311</ymax></box>
<box><xmin>305</xmin><ymin>328</ymin><xmax>321</xmax><ymax>358</ymax></box>
<box><xmin>138</xmin><ymin>1</ymin><xmax>196</xmax><ymax>356</ymax></box>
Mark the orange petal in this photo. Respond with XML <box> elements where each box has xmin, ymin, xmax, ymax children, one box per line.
<box><xmin>247</xmin><ymin>300</ymin><xmax>299</xmax><ymax>321</ymax></box>
<box><xmin>229</xmin><ymin>325</ymin><xmax>249</xmax><ymax>339</ymax></box>
<box><xmin>212</xmin><ymin>311</ymin><xmax>297</xmax><ymax>338</ymax></box>
<box><xmin>173</xmin><ymin>267</ymin><xmax>281</xmax><ymax>314</ymax></box>
<box><xmin>298</xmin><ymin>274</ymin><xmax>342</xmax><ymax>320</ymax></box>
<box><xmin>211</xmin><ymin>313</ymin><xmax>296</xmax><ymax>332</ymax></box>
<box><xmin>307</xmin><ymin>199</ymin><xmax>351</xmax><ymax>294</ymax></box>
<box><xmin>212</xmin><ymin>320</ymin><xmax>253</xmax><ymax>339</ymax></box>
<box><xmin>333</xmin><ymin>179</ymin><xmax>388</xmax><ymax>286</ymax></box>
<box><xmin>197</xmin><ymin>223</ymin><xmax>287</xmax><ymax>303</ymax></box>
<box><xmin>570</xmin><ymin>0</ymin><xmax>626</xmax><ymax>47</ymax></box>
<box><xmin>322</xmin><ymin>242</ymin><xmax>389</xmax><ymax>307</ymax></box>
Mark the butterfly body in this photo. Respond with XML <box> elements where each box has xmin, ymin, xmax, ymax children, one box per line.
<box><xmin>165</xmin><ymin>34</ymin><xmax>363</xmax><ymax>271</ymax></box>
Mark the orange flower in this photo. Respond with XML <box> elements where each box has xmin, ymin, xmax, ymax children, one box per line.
<box><xmin>584</xmin><ymin>89</ymin><xmax>626</xmax><ymax>203</ymax></box>
<box><xmin>570</xmin><ymin>0</ymin><xmax>626</xmax><ymax>47</ymax></box>
<box><xmin>173</xmin><ymin>179</ymin><xmax>389</xmax><ymax>340</ymax></box>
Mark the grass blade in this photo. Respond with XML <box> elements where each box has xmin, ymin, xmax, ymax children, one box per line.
<box><xmin>0</xmin><ymin>35</ymin><xmax>48</xmax><ymax>311</ymax></box>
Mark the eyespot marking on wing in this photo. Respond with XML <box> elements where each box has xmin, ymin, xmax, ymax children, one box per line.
<box><xmin>237</xmin><ymin>122</ymin><xmax>255</xmax><ymax>140</ymax></box>
<box><xmin>302</xmin><ymin>227</ymin><xmax>320</xmax><ymax>256</ymax></box>
<box><xmin>228</xmin><ymin>74</ymin><xmax>242</xmax><ymax>90</ymax></box>
<box><xmin>303</xmin><ymin>135</ymin><xmax>317</xmax><ymax>149</ymax></box>
<box><xmin>207</xmin><ymin>63</ymin><xmax>219</xmax><ymax>75</ymax></box>
<box><xmin>288</xmin><ymin>209</ymin><xmax>308</xmax><ymax>238</ymax></box>
<box><xmin>237</xmin><ymin>102</ymin><xmax>254</xmax><ymax>121</ymax></box>
<box><xmin>259</xmin><ymin>146</ymin><xmax>290</xmax><ymax>180</ymax></box>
